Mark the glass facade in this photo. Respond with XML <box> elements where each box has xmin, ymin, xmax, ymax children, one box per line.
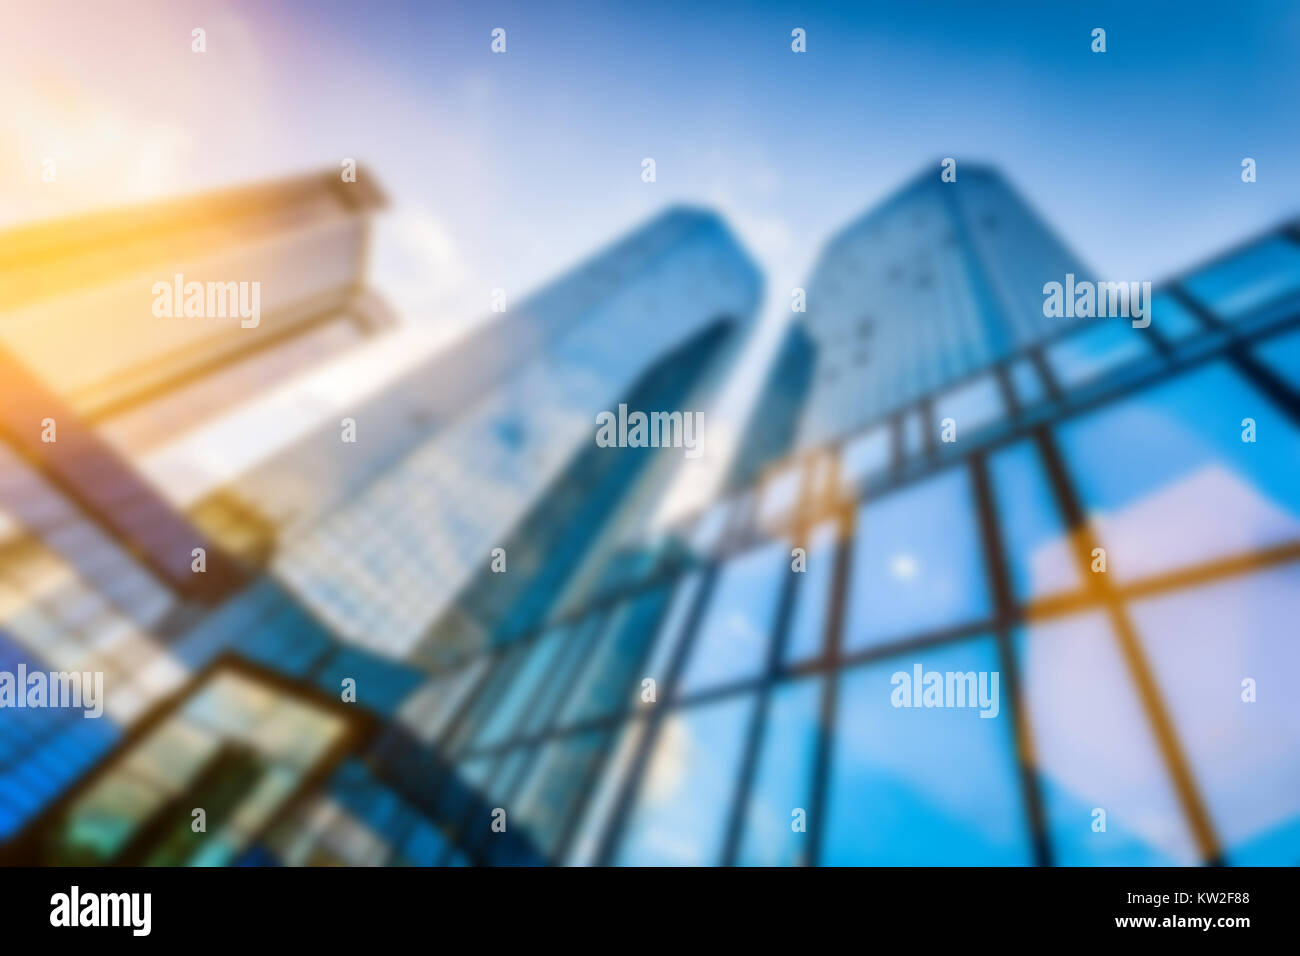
<box><xmin>257</xmin><ymin>207</ymin><xmax>762</xmax><ymax>659</ymax></box>
<box><xmin>2</xmin><ymin>166</ymin><xmax>1299</xmax><ymax>869</ymax></box>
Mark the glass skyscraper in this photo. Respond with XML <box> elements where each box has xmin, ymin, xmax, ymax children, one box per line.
<box><xmin>0</xmin><ymin>193</ymin><xmax>763</xmax><ymax>865</ymax></box>
<box><xmin>3</xmin><ymin>164</ymin><xmax>1299</xmax><ymax>868</ymax></box>
<box><xmin>251</xmin><ymin>166</ymin><xmax>1294</xmax><ymax>868</ymax></box>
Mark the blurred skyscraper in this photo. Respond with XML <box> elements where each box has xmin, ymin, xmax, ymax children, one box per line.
<box><xmin>304</xmin><ymin>165</ymin><xmax>1298</xmax><ymax>868</ymax></box>
<box><xmin>730</xmin><ymin>164</ymin><xmax>1095</xmax><ymax>486</ymax></box>
<box><xmin>4</xmin><ymin>163</ymin><xmax>1300</xmax><ymax>868</ymax></box>
<box><xmin>0</xmin><ymin>169</ymin><xmax>416</xmax><ymax>860</ymax></box>
<box><xmin>0</xmin><ymin>189</ymin><xmax>764</xmax><ymax>865</ymax></box>
<box><xmin>0</xmin><ymin>168</ymin><xmax>394</xmax><ymax>456</ymax></box>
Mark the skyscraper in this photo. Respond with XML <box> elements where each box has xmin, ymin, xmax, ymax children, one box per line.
<box><xmin>0</xmin><ymin>169</ymin><xmax>420</xmax><ymax>859</ymax></box>
<box><xmin>0</xmin><ymin>167</ymin><xmax>395</xmax><ymax>458</ymax></box>
<box><xmin>0</xmin><ymin>201</ymin><xmax>763</xmax><ymax>865</ymax></box>
<box><xmin>731</xmin><ymin>163</ymin><xmax>1098</xmax><ymax>488</ymax></box>
<box><xmin>6</xmin><ymin>164</ymin><xmax>1300</xmax><ymax>868</ymax></box>
<box><xmin>293</xmin><ymin>166</ymin><xmax>1298</xmax><ymax>867</ymax></box>
<box><xmin>222</xmin><ymin>206</ymin><xmax>763</xmax><ymax>662</ymax></box>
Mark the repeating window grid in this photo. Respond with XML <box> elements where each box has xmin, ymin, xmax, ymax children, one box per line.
<box><xmin>394</xmin><ymin>286</ymin><xmax>1300</xmax><ymax>865</ymax></box>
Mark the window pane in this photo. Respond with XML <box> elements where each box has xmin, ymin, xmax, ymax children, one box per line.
<box><xmin>1016</xmin><ymin>613</ymin><xmax>1197</xmax><ymax>865</ymax></box>
<box><xmin>987</xmin><ymin>439</ymin><xmax>1080</xmax><ymax>601</ymax></box>
<box><xmin>507</xmin><ymin>729</ymin><xmax>610</xmax><ymax>860</ymax></box>
<box><xmin>933</xmin><ymin>373</ymin><xmax>1005</xmax><ymax>436</ymax></box>
<box><xmin>823</xmin><ymin>637</ymin><xmax>1030</xmax><ymax>865</ymax></box>
<box><xmin>902</xmin><ymin>411</ymin><xmax>924</xmax><ymax>458</ymax></box>
<box><xmin>1008</xmin><ymin>357</ymin><xmax>1045</xmax><ymax>408</ymax></box>
<box><xmin>557</xmin><ymin>588</ymin><xmax>666</xmax><ymax>726</ymax></box>
<box><xmin>757</xmin><ymin>465</ymin><xmax>802</xmax><ymax>527</ymax></box>
<box><xmin>638</xmin><ymin>572</ymin><xmax>703</xmax><ymax>701</ymax></box>
<box><xmin>518</xmin><ymin>615</ymin><xmax>605</xmax><ymax>738</ymax></box>
<box><xmin>1056</xmin><ymin>361</ymin><xmax>1300</xmax><ymax>582</ymax></box>
<box><xmin>564</xmin><ymin>719</ymin><xmax>645</xmax><ymax>865</ymax></box>
<box><xmin>783</xmin><ymin>522</ymin><xmax>837</xmax><ymax>665</ymax></box>
<box><xmin>839</xmin><ymin>425</ymin><xmax>891</xmax><ymax>490</ymax></box>
<box><xmin>397</xmin><ymin>657</ymin><xmax>489</xmax><ymax>743</ymax></box>
<box><xmin>473</xmin><ymin>628</ymin><xmax>567</xmax><ymax>748</ymax></box>
<box><xmin>1044</xmin><ymin>320</ymin><xmax>1151</xmax><ymax>390</ymax></box>
<box><xmin>736</xmin><ymin>676</ymin><xmax>821</xmax><ymax>866</ymax></box>
<box><xmin>1149</xmin><ymin>291</ymin><xmax>1203</xmax><ymax>342</ymax></box>
<box><xmin>677</xmin><ymin>541</ymin><xmax>787</xmax><ymax>694</ymax></box>
<box><xmin>615</xmin><ymin>694</ymin><xmax>755</xmax><ymax>865</ymax></box>
<box><xmin>1252</xmin><ymin>325</ymin><xmax>1300</xmax><ymax>392</ymax></box>
<box><xmin>689</xmin><ymin>500</ymin><xmax>730</xmax><ymax>553</ymax></box>
<box><xmin>1182</xmin><ymin>235</ymin><xmax>1300</xmax><ymax>322</ymax></box>
<box><xmin>1129</xmin><ymin>564</ymin><xmax>1300</xmax><ymax>865</ymax></box>
<box><xmin>844</xmin><ymin>467</ymin><xmax>990</xmax><ymax>651</ymax></box>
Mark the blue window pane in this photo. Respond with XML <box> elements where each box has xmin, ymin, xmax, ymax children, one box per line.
<box><xmin>1056</xmin><ymin>361</ymin><xmax>1300</xmax><ymax>583</ymax></box>
<box><xmin>758</xmin><ymin>465</ymin><xmax>802</xmax><ymax>527</ymax></box>
<box><xmin>486</xmin><ymin>747</ymin><xmax>531</xmax><ymax>805</ymax></box>
<box><xmin>311</xmin><ymin>646</ymin><xmax>425</xmax><ymax>718</ymax></box>
<box><xmin>1044</xmin><ymin>320</ymin><xmax>1152</xmax><ymax>390</ymax></box>
<box><xmin>519</xmin><ymin>615</ymin><xmax>604</xmax><ymax>737</ymax></box>
<box><xmin>401</xmin><ymin>820</ymin><xmax>448</xmax><ymax>866</ymax></box>
<box><xmin>564</xmin><ymin>719</ymin><xmax>644</xmax><ymax>865</ymax></box>
<box><xmin>823</xmin><ymin>637</ymin><xmax>1030</xmax><ymax>865</ymax></box>
<box><xmin>690</xmin><ymin>500</ymin><xmax>730</xmax><ymax>553</ymax></box>
<box><xmin>508</xmin><ymin>729</ymin><xmax>609</xmax><ymax>858</ymax></box>
<box><xmin>639</xmin><ymin>572</ymin><xmax>703</xmax><ymax>697</ymax></box>
<box><xmin>933</xmin><ymin>373</ymin><xmax>1005</xmax><ymax>436</ymax></box>
<box><xmin>844</xmin><ymin>467</ymin><xmax>990</xmax><ymax>651</ymax></box>
<box><xmin>1182</xmin><ymin>236</ymin><xmax>1300</xmax><ymax>322</ymax></box>
<box><xmin>557</xmin><ymin>588</ymin><xmax>666</xmax><ymax>726</ymax></box>
<box><xmin>1008</xmin><ymin>357</ymin><xmax>1045</xmax><ymax>408</ymax></box>
<box><xmin>1252</xmin><ymin>325</ymin><xmax>1300</xmax><ymax>392</ymax></box>
<box><xmin>473</xmin><ymin>627</ymin><xmax>567</xmax><ymax>748</ymax></box>
<box><xmin>1149</xmin><ymin>291</ymin><xmax>1203</xmax><ymax>342</ymax></box>
<box><xmin>783</xmin><ymin>521</ymin><xmax>837</xmax><ymax>665</ymax></box>
<box><xmin>1016</xmin><ymin>613</ymin><xmax>1197</xmax><ymax>865</ymax></box>
<box><xmin>449</xmin><ymin>644</ymin><xmax>529</xmax><ymax>748</ymax></box>
<box><xmin>902</xmin><ymin>411</ymin><xmax>924</xmax><ymax>458</ymax></box>
<box><xmin>616</xmin><ymin>694</ymin><xmax>755</xmax><ymax>865</ymax></box>
<box><xmin>677</xmin><ymin>541</ymin><xmax>787</xmax><ymax>694</ymax></box>
<box><xmin>839</xmin><ymin>424</ymin><xmax>891</xmax><ymax>490</ymax></box>
<box><xmin>737</xmin><ymin>676</ymin><xmax>821</xmax><ymax>866</ymax></box>
<box><xmin>1128</xmin><ymin>564</ymin><xmax>1300</xmax><ymax>865</ymax></box>
<box><xmin>987</xmin><ymin>439</ymin><xmax>1080</xmax><ymax>601</ymax></box>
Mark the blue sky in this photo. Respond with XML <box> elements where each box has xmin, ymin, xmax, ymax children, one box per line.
<box><xmin>261</xmin><ymin>0</ymin><xmax>1300</xmax><ymax>299</ymax></box>
<box><xmin>6</xmin><ymin>0</ymin><xmax>1299</xmax><ymax>508</ymax></box>
<box><xmin>10</xmin><ymin>0</ymin><xmax>1299</xmax><ymax>313</ymax></box>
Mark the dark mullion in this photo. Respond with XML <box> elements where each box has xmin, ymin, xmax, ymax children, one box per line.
<box><xmin>969</xmin><ymin>451</ymin><xmax>1052</xmax><ymax>866</ymax></box>
<box><xmin>994</xmin><ymin>362</ymin><xmax>1020</xmax><ymax>420</ymax></box>
<box><xmin>1034</xmin><ymin>425</ymin><xmax>1224</xmax><ymax>865</ymax></box>
<box><xmin>438</xmin><ymin>618</ymin><xmax>600</xmax><ymax>863</ymax></box>
<box><xmin>592</xmin><ymin>561</ymin><xmax>720</xmax><ymax>865</ymax></box>
<box><xmin>1226</xmin><ymin>346</ymin><xmax>1300</xmax><ymax>427</ymax></box>
<box><xmin>1167</xmin><ymin>283</ymin><xmax>1300</xmax><ymax>424</ymax></box>
<box><xmin>432</xmin><ymin>649</ymin><xmax>516</xmax><ymax>755</ymax></box>
<box><xmin>1165</xmin><ymin>283</ymin><xmax>1226</xmax><ymax>334</ymax></box>
<box><xmin>373</xmin><ymin>651</ymin><xmax>501</xmax><ymax>864</ymax></box>
<box><xmin>474</xmin><ymin>623</ymin><xmax>615</xmax><ymax>863</ymax></box>
<box><xmin>1028</xmin><ymin>347</ymin><xmax>1063</xmax><ymax>403</ymax></box>
<box><xmin>549</xmin><ymin>588</ymin><xmax>677</xmax><ymax>864</ymax></box>
<box><xmin>919</xmin><ymin>395</ymin><xmax>937</xmax><ymax>460</ymax></box>
<box><xmin>807</xmin><ymin>498</ymin><xmax>857</xmax><ymax>867</ymax></box>
<box><xmin>1139</xmin><ymin>314</ymin><xmax>1175</xmax><ymax>359</ymax></box>
<box><xmin>720</xmin><ymin>527</ymin><xmax>803</xmax><ymax>866</ymax></box>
